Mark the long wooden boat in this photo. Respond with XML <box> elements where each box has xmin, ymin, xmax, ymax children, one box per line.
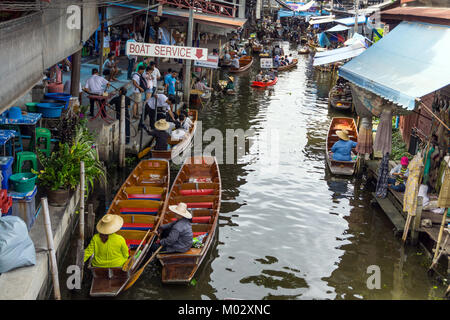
<box><xmin>89</xmin><ymin>159</ymin><xmax>170</xmax><ymax>297</ymax></box>
<box><xmin>251</xmin><ymin>77</ymin><xmax>278</xmax><ymax>88</ymax></box>
<box><xmin>229</xmin><ymin>56</ymin><xmax>253</xmax><ymax>73</ymax></box>
<box><xmin>157</xmin><ymin>156</ymin><xmax>221</xmax><ymax>284</ymax></box>
<box><xmin>189</xmin><ymin>90</ymin><xmax>211</xmax><ymax>108</ymax></box>
<box><xmin>328</xmin><ymin>84</ymin><xmax>352</xmax><ymax>111</ymax></box>
<box><xmin>277</xmin><ymin>59</ymin><xmax>298</xmax><ymax>72</ymax></box>
<box><xmin>325</xmin><ymin>117</ymin><xmax>359</xmax><ymax>176</ymax></box>
<box><xmin>150</xmin><ymin>109</ymin><xmax>198</xmax><ymax>160</ymax></box>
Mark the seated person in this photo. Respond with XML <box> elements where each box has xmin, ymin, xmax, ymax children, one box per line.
<box><xmin>387</xmin><ymin>156</ymin><xmax>409</xmax><ymax>192</ymax></box>
<box><xmin>330</xmin><ymin>129</ymin><xmax>357</xmax><ymax>161</ymax></box>
<box><xmin>231</xmin><ymin>56</ymin><xmax>240</xmax><ymax>69</ymax></box>
<box><xmin>180</xmin><ymin>109</ymin><xmax>194</xmax><ymax>128</ymax></box>
<box><xmin>178</xmin><ymin>113</ymin><xmax>191</xmax><ymax>131</ymax></box>
<box><xmin>84</xmin><ymin>214</ymin><xmax>129</xmax><ymax>268</ymax></box>
<box><xmin>273</xmin><ymin>55</ymin><xmax>280</xmax><ymax>68</ymax></box>
<box><xmin>193</xmin><ymin>78</ymin><xmax>212</xmax><ymax>92</ymax></box>
<box><xmin>280</xmin><ymin>57</ymin><xmax>287</xmax><ymax>66</ymax></box>
<box><xmin>150</xmin><ymin>202</ymin><xmax>193</xmax><ymax>254</ymax></box>
<box><xmin>143</xmin><ymin>119</ymin><xmax>171</xmax><ymax>151</ymax></box>
<box><xmin>287</xmin><ymin>54</ymin><xmax>294</xmax><ymax>64</ymax></box>
<box><xmin>223</xmin><ymin>51</ymin><xmax>231</xmax><ymax>64</ymax></box>
<box><xmin>225</xmin><ymin>76</ymin><xmax>235</xmax><ymax>91</ymax></box>
<box><xmin>255</xmin><ymin>71</ymin><xmax>264</xmax><ymax>82</ymax></box>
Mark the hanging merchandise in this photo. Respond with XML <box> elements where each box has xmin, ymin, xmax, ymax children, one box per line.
<box><xmin>375</xmin><ymin>152</ymin><xmax>390</xmax><ymax>199</ymax></box>
<box><xmin>403</xmin><ymin>153</ymin><xmax>424</xmax><ymax>216</ymax></box>
<box><xmin>422</xmin><ymin>146</ymin><xmax>435</xmax><ymax>185</ymax></box>
<box><xmin>435</xmin><ymin>155</ymin><xmax>450</xmax><ymax>193</ymax></box>
<box><xmin>373</xmin><ymin>106</ymin><xmax>393</xmax><ymax>155</ymax></box>
<box><xmin>437</xmin><ymin>164</ymin><xmax>450</xmax><ymax>208</ymax></box>
<box><xmin>356</xmin><ymin>116</ymin><xmax>373</xmax><ymax>154</ymax></box>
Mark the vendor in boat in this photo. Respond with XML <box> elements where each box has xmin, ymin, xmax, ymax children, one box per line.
<box><xmin>223</xmin><ymin>50</ymin><xmax>232</xmax><ymax>65</ymax></box>
<box><xmin>84</xmin><ymin>214</ymin><xmax>129</xmax><ymax>268</ymax></box>
<box><xmin>142</xmin><ymin>118</ymin><xmax>171</xmax><ymax>151</ymax></box>
<box><xmin>255</xmin><ymin>70</ymin><xmax>265</xmax><ymax>82</ymax></box>
<box><xmin>193</xmin><ymin>77</ymin><xmax>212</xmax><ymax>92</ymax></box>
<box><xmin>151</xmin><ymin>202</ymin><xmax>193</xmax><ymax>254</ymax></box>
<box><xmin>225</xmin><ymin>76</ymin><xmax>235</xmax><ymax>91</ymax></box>
<box><xmin>387</xmin><ymin>156</ymin><xmax>409</xmax><ymax>192</ymax></box>
<box><xmin>231</xmin><ymin>56</ymin><xmax>240</xmax><ymax>69</ymax></box>
<box><xmin>330</xmin><ymin>129</ymin><xmax>357</xmax><ymax>161</ymax></box>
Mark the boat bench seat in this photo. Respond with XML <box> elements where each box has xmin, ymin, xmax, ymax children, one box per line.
<box><xmin>125</xmin><ymin>239</ymin><xmax>147</xmax><ymax>249</ymax></box>
<box><xmin>122</xmin><ymin>223</ymin><xmax>154</xmax><ymax>231</ymax></box>
<box><xmin>120</xmin><ymin>207</ymin><xmax>158</xmax><ymax>215</ymax></box>
<box><xmin>186</xmin><ymin>202</ymin><xmax>213</xmax><ymax>209</ymax></box>
<box><xmin>179</xmin><ymin>189</ymin><xmax>214</xmax><ymax>196</ymax></box>
<box><xmin>127</xmin><ymin>194</ymin><xmax>162</xmax><ymax>200</ymax></box>
<box><xmin>171</xmin><ymin>216</ymin><xmax>211</xmax><ymax>224</ymax></box>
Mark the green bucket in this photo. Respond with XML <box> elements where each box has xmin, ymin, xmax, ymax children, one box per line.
<box><xmin>25</xmin><ymin>103</ymin><xmax>38</xmax><ymax>113</ymax></box>
<box><xmin>9</xmin><ymin>172</ymin><xmax>37</xmax><ymax>193</ymax></box>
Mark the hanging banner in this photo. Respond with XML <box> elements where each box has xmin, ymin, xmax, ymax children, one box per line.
<box><xmin>260</xmin><ymin>58</ymin><xmax>273</xmax><ymax>69</ymax></box>
<box><xmin>126</xmin><ymin>42</ymin><xmax>208</xmax><ymax>60</ymax></box>
<box><xmin>194</xmin><ymin>55</ymin><xmax>219</xmax><ymax>69</ymax></box>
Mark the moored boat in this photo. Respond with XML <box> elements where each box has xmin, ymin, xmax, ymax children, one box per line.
<box><xmin>229</xmin><ymin>56</ymin><xmax>253</xmax><ymax>73</ymax></box>
<box><xmin>277</xmin><ymin>59</ymin><xmax>298</xmax><ymax>72</ymax></box>
<box><xmin>149</xmin><ymin>109</ymin><xmax>198</xmax><ymax>160</ymax></box>
<box><xmin>298</xmin><ymin>47</ymin><xmax>310</xmax><ymax>54</ymax></box>
<box><xmin>325</xmin><ymin>117</ymin><xmax>359</xmax><ymax>176</ymax></box>
<box><xmin>251</xmin><ymin>77</ymin><xmax>278</xmax><ymax>88</ymax></box>
<box><xmin>328</xmin><ymin>82</ymin><xmax>352</xmax><ymax>111</ymax></box>
<box><xmin>157</xmin><ymin>156</ymin><xmax>221</xmax><ymax>284</ymax></box>
<box><xmin>89</xmin><ymin>159</ymin><xmax>170</xmax><ymax>297</ymax></box>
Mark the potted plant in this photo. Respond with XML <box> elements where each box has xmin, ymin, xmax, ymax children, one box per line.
<box><xmin>33</xmin><ymin>125</ymin><xmax>106</xmax><ymax>206</ymax></box>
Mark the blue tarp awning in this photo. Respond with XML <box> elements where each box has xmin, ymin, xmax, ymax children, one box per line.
<box><xmin>326</xmin><ymin>24</ymin><xmax>350</xmax><ymax>33</ymax></box>
<box><xmin>313</xmin><ymin>43</ymin><xmax>366</xmax><ymax>66</ymax></box>
<box><xmin>339</xmin><ymin>21</ymin><xmax>450</xmax><ymax>111</ymax></box>
<box><xmin>335</xmin><ymin>15</ymin><xmax>367</xmax><ymax>26</ymax></box>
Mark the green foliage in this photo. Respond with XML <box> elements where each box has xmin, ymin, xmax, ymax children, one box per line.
<box><xmin>33</xmin><ymin>125</ymin><xmax>106</xmax><ymax>195</ymax></box>
<box><xmin>390</xmin><ymin>128</ymin><xmax>411</xmax><ymax>161</ymax></box>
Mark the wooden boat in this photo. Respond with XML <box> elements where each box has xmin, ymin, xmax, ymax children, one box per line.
<box><xmin>189</xmin><ymin>89</ymin><xmax>211</xmax><ymax>108</ymax></box>
<box><xmin>157</xmin><ymin>156</ymin><xmax>221</xmax><ymax>284</ymax></box>
<box><xmin>298</xmin><ymin>47</ymin><xmax>310</xmax><ymax>54</ymax></box>
<box><xmin>277</xmin><ymin>59</ymin><xmax>298</xmax><ymax>72</ymax></box>
<box><xmin>150</xmin><ymin>109</ymin><xmax>198</xmax><ymax>160</ymax></box>
<box><xmin>251</xmin><ymin>77</ymin><xmax>278</xmax><ymax>88</ymax></box>
<box><xmin>252</xmin><ymin>44</ymin><xmax>263</xmax><ymax>53</ymax></box>
<box><xmin>325</xmin><ymin>117</ymin><xmax>359</xmax><ymax>176</ymax></box>
<box><xmin>328</xmin><ymin>83</ymin><xmax>352</xmax><ymax>111</ymax></box>
<box><xmin>259</xmin><ymin>52</ymin><xmax>271</xmax><ymax>58</ymax></box>
<box><xmin>229</xmin><ymin>56</ymin><xmax>253</xmax><ymax>73</ymax></box>
<box><xmin>89</xmin><ymin>159</ymin><xmax>170</xmax><ymax>297</ymax></box>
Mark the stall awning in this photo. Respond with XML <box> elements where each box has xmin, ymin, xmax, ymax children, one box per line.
<box><xmin>308</xmin><ymin>17</ymin><xmax>335</xmax><ymax>25</ymax></box>
<box><xmin>339</xmin><ymin>21</ymin><xmax>450</xmax><ymax>111</ymax></box>
<box><xmin>313</xmin><ymin>42</ymin><xmax>365</xmax><ymax>66</ymax></box>
<box><xmin>273</xmin><ymin>0</ymin><xmax>294</xmax><ymax>11</ymax></box>
<box><xmin>335</xmin><ymin>15</ymin><xmax>367</xmax><ymax>26</ymax></box>
<box><xmin>326</xmin><ymin>24</ymin><xmax>350</xmax><ymax>32</ymax></box>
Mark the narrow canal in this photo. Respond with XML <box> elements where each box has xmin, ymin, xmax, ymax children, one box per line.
<box><xmin>61</xmin><ymin>42</ymin><xmax>446</xmax><ymax>300</ymax></box>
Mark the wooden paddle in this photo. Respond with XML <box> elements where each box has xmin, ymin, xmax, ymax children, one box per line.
<box><xmin>122</xmin><ymin>228</ymin><xmax>156</xmax><ymax>272</ymax></box>
<box><xmin>123</xmin><ymin>246</ymin><xmax>162</xmax><ymax>291</ymax></box>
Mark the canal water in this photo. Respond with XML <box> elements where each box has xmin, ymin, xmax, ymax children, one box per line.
<box><xmin>61</xmin><ymin>42</ymin><xmax>446</xmax><ymax>300</ymax></box>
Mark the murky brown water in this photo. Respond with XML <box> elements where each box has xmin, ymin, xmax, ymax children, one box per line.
<box><xmin>61</xmin><ymin>42</ymin><xmax>446</xmax><ymax>300</ymax></box>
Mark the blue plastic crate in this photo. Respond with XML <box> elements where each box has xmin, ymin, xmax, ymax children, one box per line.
<box><xmin>0</xmin><ymin>156</ymin><xmax>14</xmax><ymax>190</ymax></box>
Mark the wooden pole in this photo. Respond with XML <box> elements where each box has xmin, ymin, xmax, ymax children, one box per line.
<box><xmin>119</xmin><ymin>95</ymin><xmax>126</xmax><ymax>168</ymax></box>
<box><xmin>87</xmin><ymin>203</ymin><xmax>95</xmax><ymax>239</ymax></box>
<box><xmin>433</xmin><ymin>208</ymin><xmax>449</xmax><ymax>261</ymax></box>
<box><xmin>410</xmin><ymin>196</ymin><xmax>423</xmax><ymax>246</ymax></box>
<box><xmin>99</xmin><ymin>7</ymin><xmax>106</xmax><ymax>75</ymax></box>
<box><xmin>41</xmin><ymin>197</ymin><xmax>61</xmax><ymax>300</ymax></box>
<box><xmin>183</xmin><ymin>8</ymin><xmax>194</xmax><ymax>106</ymax></box>
<box><xmin>70</xmin><ymin>49</ymin><xmax>81</xmax><ymax>98</ymax></box>
<box><xmin>79</xmin><ymin>161</ymin><xmax>85</xmax><ymax>243</ymax></box>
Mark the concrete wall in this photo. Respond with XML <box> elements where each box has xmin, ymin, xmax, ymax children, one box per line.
<box><xmin>0</xmin><ymin>0</ymin><xmax>99</xmax><ymax>113</ymax></box>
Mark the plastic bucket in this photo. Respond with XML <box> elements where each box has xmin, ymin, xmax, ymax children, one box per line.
<box><xmin>25</xmin><ymin>103</ymin><xmax>38</xmax><ymax>113</ymax></box>
<box><xmin>9</xmin><ymin>172</ymin><xmax>37</xmax><ymax>193</ymax></box>
<box><xmin>36</xmin><ymin>103</ymin><xmax>64</xmax><ymax>118</ymax></box>
<box><xmin>44</xmin><ymin>93</ymin><xmax>71</xmax><ymax>109</ymax></box>
<box><xmin>8</xmin><ymin>107</ymin><xmax>22</xmax><ymax>119</ymax></box>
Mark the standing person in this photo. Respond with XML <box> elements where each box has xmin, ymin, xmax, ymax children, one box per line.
<box><xmin>165</xmin><ymin>70</ymin><xmax>179</xmax><ymax>97</ymax></box>
<box><xmin>144</xmin><ymin>93</ymin><xmax>177</xmax><ymax>129</ymax></box>
<box><xmin>135</xmin><ymin>57</ymin><xmax>150</xmax><ymax>72</ymax></box>
<box><xmin>150</xmin><ymin>202</ymin><xmax>193</xmax><ymax>254</ymax></box>
<box><xmin>83</xmin><ymin>214</ymin><xmax>129</xmax><ymax>268</ymax></box>
<box><xmin>131</xmin><ymin>65</ymin><xmax>147</xmax><ymax>119</ymax></box>
<box><xmin>126</xmin><ymin>33</ymin><xmax>137</xmax><ymax>80</ymax></box>
<box><xmin>164</xmin><ymin>68</ymin><xmax>172</xmax><ymax>86</ymax></box>
<box><xmin>103</xmin><ymin>31</ymin><xmax>111</xmax><ymax>58</ymax></box>
<box><xmin>150</xmin><ymin>61</ymin><xmax>162</xmax><ymax>96</ymax></box>
<box><xmin>83</xmin><ymin>68</ymin><xmax>110</xmax><ymax>117</ymax></box>
<box><xmin>108</xmin><ymin>87</ymin><xmax>131</xmax><ymax>144</ymax></box>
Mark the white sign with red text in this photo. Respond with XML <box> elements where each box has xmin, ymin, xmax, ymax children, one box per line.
<box><xmin>193</xmin><ymin>55</ymin><xmax>219</xmax><ymax>69</ymax></box>
<box><xmin>126</xmin><ymin>42</ymin><xmax>208</xmax><ymax>60</ymax></box>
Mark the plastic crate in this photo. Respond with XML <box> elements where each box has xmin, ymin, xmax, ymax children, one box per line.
<box><xmin>9</xmin><ymin>185</ymin><xmax>37</xmax><ymax>231</ymax></box>
<box><xmin>0</xmin><ymin>157</ymin><xmax>14</xmax><ymax>190</ymax></box>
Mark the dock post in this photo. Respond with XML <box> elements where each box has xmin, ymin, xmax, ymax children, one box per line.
<box><xmin>87</xmin><ymin>203</ymin><xmax>95</xmax><ymax>239</ymax></box>
<box><xmin>119</xmin><ymin>95</ymin><xmax>125</xmax><ymax>168</ymax></box>
<box><xmin>183</xmin><ymin>8</ymin><xmax>194</xmax><ymax>106</ymax></box>
<box><xmin>41</xmin><ymin>197</ymin><xmax>61</xmax><ymax>300</ymax></box>
<box><xmin>411</xmin><ymin>196</ymin><xmax>423</xmax><ymax>246</ymax></box>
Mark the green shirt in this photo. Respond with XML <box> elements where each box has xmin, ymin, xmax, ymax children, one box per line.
<box><xmin>84</xmin><ymin>233</ymin><xmax>129</xmax><ymax>268</ymax></box>
<box><xmin>135</xmin><ymin>62</ymin><xmax>148</xmax><ymax>72</ymax></box>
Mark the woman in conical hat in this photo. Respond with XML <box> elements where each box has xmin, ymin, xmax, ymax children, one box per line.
<box><xmin>330</xmin><ymin>129</ymin><xmax>358</xmax><ymax>162</ymax></box>
<box><xmin>84</xmin><ymin>214</ymin><xmax>129</xmax><ymax>268</ymax></box>
<box><xmin>150</xmin><ymin>202</ymin><xmax>193</xmax><ymax>254</ymax></box>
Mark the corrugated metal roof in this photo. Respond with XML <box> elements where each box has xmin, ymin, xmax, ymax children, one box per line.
<box><xmin>313</xmin><ymin>43</ymin><xmax>365</xmax><ymax>66</ymax></box>
<box><xmin>339</xmin><ymin>21</ymin><xmax>450</xmax><ymax>111</ymax></box>
<box><xmin>381</xmin><ymin>6</ymin><xmax>450</xmax><ymax>26</ymax></box>
<box><xmin>335</xmin><ymin>15</ymin><xmax>367</xmax><ymax>26</ymax></box>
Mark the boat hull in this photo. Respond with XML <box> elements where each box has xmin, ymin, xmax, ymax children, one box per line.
<box><xmin>251</xmin><ymin>77</ymin><xmax>278</xmax><ymax>88</ymax></box>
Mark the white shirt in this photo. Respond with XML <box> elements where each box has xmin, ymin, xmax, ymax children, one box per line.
<box><xmin>132</xmin><ymin>73</ymin><xmax>142</xmax><ymax>93</ymax></box>
<box><xmin>287</xmin><ymin>57</ymin><xmax>293</xmax><ymax>63</ymax></box>
<box><xmin>126</xmin><ymin>39</ymin><xmax>137</xmax><ymax>60</ymax></box>
<box><xmin>146</xmin><ymin>93</ymin><xmax>170</xmax><ymax>111</ymax></box>
<box><xmin>152</xmin><ymin>67</ymin><xmax>161</xmax><ymax>89</ymax></box>
<box><xmin>144</xmin><ymin>71</ymin><xmax>153</xmax><ymax>91</ymax></box>
<box><xmin>84</xmin><ymin>74</ymin><xmax>108</xmax><ymax>95</ymax></box>
<box><xmin>63</xmin><ymin>79</ymin><xmax>82</xmax><ymax>94</ymax></box>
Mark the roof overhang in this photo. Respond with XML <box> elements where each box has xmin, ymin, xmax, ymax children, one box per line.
<box><xmin>381</xmin><ymin>7</ymin><xmax>450</xmax><ymax>26</ymax></box>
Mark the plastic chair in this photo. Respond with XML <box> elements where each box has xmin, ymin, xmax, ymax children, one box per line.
<box><xmin>31</xmin><ymin>127</ymin><xmax>52</xmax><ymax>157</ymax></box>
<box><xmin>14</xmin><ymin>151</ymin><xmax>38</xmax><ymax>173</ymax></box>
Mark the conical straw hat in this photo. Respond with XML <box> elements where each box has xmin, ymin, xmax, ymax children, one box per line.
<box><xmin>96</xmin><ymin>214</ymin><xmax>124</xmax><ymax>235</ymax></box>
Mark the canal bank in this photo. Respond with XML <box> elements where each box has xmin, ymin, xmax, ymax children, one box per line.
<box><xmin>59</xmin><ymin>41</ymin><xmax>448</xmax><ymax>300</ymax></box>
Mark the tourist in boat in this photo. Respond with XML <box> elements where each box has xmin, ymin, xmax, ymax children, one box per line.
<box><xmin>330</xmin><ymin>129</ymin><xmax>357</xmax><ymax>161</ymax></box>
<box><xmin>280</xmin><ymin>57</ymin><xmax>288</xmax><ymax>66</ymax></box>
<box><xmin>273</xmin><ymin>54</ymin><xmax>280</xmax><ymax>68</ymax></box>
<box><xmin>255</xmin><ymin>70</ymin><xmax>264</xmax><ymax>82</ymax></box>
<box><xmin>84</xmin><ymin>214</ymin><xmax>129</xmax><ymax>268</ymax></box>
<box><xmin>387</xmin><ymin>156</ymin><xmax>409</xmax><ymax>192</ymax></box>
<box><xmin>142</xmin><ymin>119</ymin><xmax>171</xmax><ymax>151</ymax></box>
<box><xmin>287</xmin><ymin>54</ymin><xmax>294</xmax><ymax>64</ymax></box>
<box><xmin>223</xmin><ymin>50</ymin><xmax>232</xmax><ymax>65</ymax></box>
<box><xmin>231</xmin><ymin>56</ymin><xmax>240</xmax><ymax>69</ymax></box>
<box><xmin>193</xmin><ymin>77</ymin><xmax>212</xmax><ymax>92</ymax></box>
<box><xmin>151</xmin><ymin>202</ymin><xmax>193</xmax><ymax>254</ymax></box>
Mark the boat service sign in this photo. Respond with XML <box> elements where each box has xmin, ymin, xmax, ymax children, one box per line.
<box><xmin>126</xmin><ymin>42</ymin><xmax>208</xmax><ymax>60</ymax></box>
<box><xmin>260</xmin><ymin>58</ymin><xmax>273</xmax><ymax>69</ymax></box>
